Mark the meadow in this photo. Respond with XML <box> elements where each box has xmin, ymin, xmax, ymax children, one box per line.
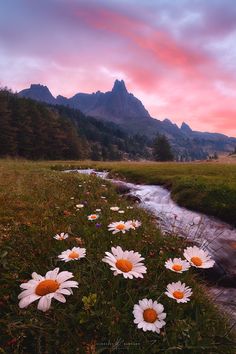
<box><xmin>0</xmin><ymin>159</ymin><xmax>235</xmax><ymax>353</ymax></box>
<box><xmin>53</xmin><ymin>161</ymin><xmax>236</xmax><ymax>226</ymax></box>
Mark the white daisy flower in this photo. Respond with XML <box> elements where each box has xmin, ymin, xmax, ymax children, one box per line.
<box><xmin>108</xmin><ymin>221</ymin><xmax>131</xmax><ymax>234</ymax></box>
<box><xmin>101</xmin><ymin>196</ymin><xmax>106</xmax><ymax>199</ymax></box>
<box><xmin>165</xmin><ymin>281</ymin><xmax>192</xmax><ymax>303</ymax></box>
<box><xmin>133</xmin><ymin>299</ymin><xmax>166</xmax><ymax>333</ymax></box>
<box><xmin>54</xmin><ymin>233</ymin><xmax>69</xmax><ymax>241</ymax></box>
<box><xmin>76</xmin><ymin>204</ymin><xmax>84</xmax><ymax>209</ymax></box>
<box><xmin>88</xmin><ymin>214</ymin><xmax>99</xmax><ymax>221</ymax></box>
<box><xmin>126</xmin><ymin>206</ymin><xmax>133</xmax><ymax>209</ymax></box>
<box><xmin>102</xmin><ymin>246</ymin><xmax>147</xmax><ymax>279</ymax></box>
<box><xmin>70</xmin><ymin>197</ymin><xmax>74</xmax><ymax>200</ymax></box>
<box><xmin>110</xmin><ymin>207</ymin><xmax>120</xmax><ymax>211</ymax></box>
<box><xmin>79</xmin><ymin>185</ymin><xmax>82</xmax><ymax>187</ymax></box>
<box><xmin>183</xmin><ymin>246</ymin><xmax>215</xmax><ymax>268</ymax></box>
<box><xmin>95</xmin><ymin>209</ymin><xmax>101</xmax><ymax>212</ymax></box>
<box><xmin>18</xmin><ymin>268</ymin><xmax>78</xmax><ymax>312</ymax></box>
<box><xmin>118</xmin><ymin>210</ymin><xmax>125</xmax><ymax>214</ymax></box>
<box><xmin>127</xmin><ymin>220</ymin><xmax>142</xmax><ymax>229</ymax></box>
<box><xmin>165</xmin><ymin>258</ymin><xmax>190</xmax><ymax>273</ymax></box>
<box><xmin>58</xmin><ymin>247</ymin><xmax>86</xmax><ymax>262</ymax></box>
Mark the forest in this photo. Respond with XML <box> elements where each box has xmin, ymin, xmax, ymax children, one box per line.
<box><xmin>0</xmin><ymin>89</ymin><xmax>152</xmax><ymax>160</ymax></box>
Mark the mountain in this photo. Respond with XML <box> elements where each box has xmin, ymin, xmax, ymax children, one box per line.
<box><xmin>19</xmin><ymin>81</ymin><xmax>236</xmax><ymax>160</ymax></box>
<box><xmin>0</xmin><ymin>89</ymin><xmax>151</xmax><ymax>160</ymax></box>
<box><xmin>19</xmin><ymin>84</ymin><xmax>57</xmax><ymax>104</ymax></box>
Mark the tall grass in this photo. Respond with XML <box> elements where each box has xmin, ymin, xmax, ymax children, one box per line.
<box><xmin>52</xmin><ymin>161</ymin><xmax>236</xmax><ymax>226</ymax></box>
<box><xmin>0</xmin><ymin>160</ymin><xmax>235</xmax><ymax>353</ymax></box>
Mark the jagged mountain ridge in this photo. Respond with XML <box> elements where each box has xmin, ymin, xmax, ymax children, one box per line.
<box><xmin>19</xmin><ymin>81</ymin><xmax>236</xmax><ymax>159</ymax></box>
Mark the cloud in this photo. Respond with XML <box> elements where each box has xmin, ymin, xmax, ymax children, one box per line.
<box><xmin>0</xmin><ymin>0</ymin><xmax>236</xmax><ymax>135</ymax></box>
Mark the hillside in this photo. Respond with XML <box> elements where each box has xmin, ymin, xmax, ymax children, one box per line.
<box><xmin>19</xmin><ymin>81</ymin><xmax>236</xmax><ymax>160</ymax></box>
<box><xmin>0</xmin><ymin>90</ymin><xmax>151</xmax><ymax>160</ymax></box>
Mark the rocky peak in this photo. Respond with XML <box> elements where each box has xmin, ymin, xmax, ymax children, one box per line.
<box><xmin>181</xmin><ymin>122</ymin><xmax>192</xmax><ymax>133</ymax></box>
<box><xmin>19</xmin><ymin>84</ymin><xmax>56</xmax><ymax>104</ymax></box>
<box><xmin>111</xmin><ymin>80</ymin><xmax>128</xmax><ymax>94</ymax></box>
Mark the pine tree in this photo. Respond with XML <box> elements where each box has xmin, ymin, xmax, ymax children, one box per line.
<box><xmin>153</xmin><ymin>135</ymin><xmax>174</xmax><ymax>161</ymax></box>
<box><xmin>0</xmin><ymin>90</ymin><xmax>17</xmax><ymax>156</ymax></box>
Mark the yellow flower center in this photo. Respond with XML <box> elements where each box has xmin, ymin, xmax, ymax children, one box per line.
<box><xmin>116</xmin><ymin>259</ymin><xmax>133</xmax><ymax>272</ymax></box>
<box><xmin>143</xmin><ymin>308</ymin><xmax>158</xmax><ymax>323</ymax></box>
<box><xmin>35</xmin><ymin>280</ymin><xmax>59</xmax><ymax>296</ymax></box>
<box><xmin>173</xmin><ymin>291</ymin><xmax>184</xmax><ymax>299</ymax></box>
<box><xmin>90</xmin><ymin>215</ymin><xmax>97</xmax><ymax>219</ymax></box>
<box><xmin>69</xmin><ymin>251</ymin><xmax>79</xmax><ymax>259</ymax></box>
<box><xmin>172</xmin><ymin>264</ymin><xmax>183</xmax><ymax>271</ymax></box>
<box><xmin>116</xmin><ymin>224</ymin><xmax>125</xmax><ymax>230</ymax></box>
<box><xmin>191</xmin><ymin>256</ymin><xmax>202</xmax><ymax>266</ymax></box>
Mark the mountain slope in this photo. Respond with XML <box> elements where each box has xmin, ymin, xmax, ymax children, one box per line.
<box><xmin>0</xmin><ymin>89</ymin><xmax>151</xmax><ymax>160</ymax></box>
<box><xmin>19</xmin><ymin>81</ymin><xmax>236</xmax><ymax>159</ymax></box>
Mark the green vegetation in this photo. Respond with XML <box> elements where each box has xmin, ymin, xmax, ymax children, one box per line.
<box><xmin>153</xmin><ymin>135</ymin><xmax>174</xmax><ymax>161</ymax></box>
<box><xmin>53</xmin><ymin>161</ymin><xmax>236</xmax><ymax>226</ymax></box>
<box><xmin>0</xmin><ymin>89</ymin><xmax>151</xmax><ymax>161</ymax></box>
<box><xmin>0</xmin><ymin>160</ymin><xmax>235</xmax><ymax>353</ymax></box>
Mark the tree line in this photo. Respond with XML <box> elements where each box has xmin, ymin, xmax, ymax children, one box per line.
<box><xmin>0</xmin><ymin>89</ymin><xmax>157</xmax><ymax>160</ymax></box>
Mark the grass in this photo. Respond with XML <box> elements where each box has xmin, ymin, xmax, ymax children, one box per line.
<box><xmin>52</xmin><ymin>161</ymin><xmax>236</xmax><ymax>226</ymax></box>
<box><xmin>0</xmin><ymin>159</ymin><xmax>235</xmax><ymax>353</ymax></box>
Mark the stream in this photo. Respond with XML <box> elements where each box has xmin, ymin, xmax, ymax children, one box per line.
<box><xmin>65</xmin><ymin>168</ymin><xmax>236</xmax><ymax>322</ymax></box>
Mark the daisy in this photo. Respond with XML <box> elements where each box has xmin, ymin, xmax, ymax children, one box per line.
<box><xmin>88</xmin><ymin>214</ymin><xmax>99</xmax><ymax>221</ymax></box>
<box><xmin>58</xmin><ymin>247</ymin><xmax>86</xmax><ymax>262</ymax></box>
<box><xmin>101</xmin><ymin>196</ymin><xmax>106</xmax><ymax>199</ymax></box>
<box><xmin>110</xmin><ymin>207</ymin><xmax>120</xmax><ymax>211</ymax></box>
<box><xmin>127</xmin><ymin>220</ymin><xmax>142</xmax><ymax>229</ymax></box>
<box><xmin>95</xmin><ymin>209</ymin><xmax>101</xmax><ymax>212</ymax></box>
<box><xmin>133</xmin><ymin>299</ymin><xmax>166</xmax><ymax>333</ymax></box>
<box><xmin>18</xmin><ymin>268</ymin><xmax>78</xmax><ymax>312</ymax></box>
<box><xmin>165</xmin><ymin>258</ymin><xmax>190</xmax><ymax>273</ymax></box>
<box><xmin>76</xmin><ymin>204</ymin><xmax>84</xmax><ymax>209</ymax></box>
<box><xmin>102</xmin><ymin>246</ymin><xmax>147</xmax><ymax>279</ymax></box>
<box><xmin>183</xmin><ymin>246</ymin><xmax>215</xmax><ymax>268</ymax></box>
<box><xmin>127</xmin><ymin>206</ymin><xmax>133</xmax><ymax>209</ymax></box>
<box><xmin>54</xmin><ymin>233</ymin><xmax>69</xmax><ymax>241</ymax></box>
<box><xmin>165</xmin><ymin>281</ymin><xmax>192</xmax><ymax>303</ymax></box>
<box><xmin>108</xmin><ymin>221</ymin><xmax>130</xmax><ymax>234</ymax></box>
<box><xmin>118</xmin><ymin>210</ymin><xmax>125</xmax><ymax>214</ymax></box>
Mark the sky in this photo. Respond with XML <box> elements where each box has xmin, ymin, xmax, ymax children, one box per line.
<box><xmin>0</xmin><ymin>0</ymin><xmax>236</xmax><ymax>136</ymax></box>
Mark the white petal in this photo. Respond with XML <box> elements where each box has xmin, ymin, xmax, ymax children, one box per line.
<box><xmin>37</xmin><ymin>295</ymin><xmax>52</xmax><ymax>312</ymax></box>
<box><xmin>19</xmin><ymin>294</ymin><xmax>40</xmax><ymax>308</ymax></box>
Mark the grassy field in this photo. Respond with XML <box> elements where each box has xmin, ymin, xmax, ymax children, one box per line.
<box><xmin>52</xmin><ymin>161</ymin><xmax>236</xmax><ymax>226</ymax></box>
<box><xmin>0</xmin><ymin>159</ymin><xmax>235</xmax><ymax>353</ymax></box>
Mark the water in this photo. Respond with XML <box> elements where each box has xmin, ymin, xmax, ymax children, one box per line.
<box><xmin>65</xmin><ymin>168</ymin><xmax>236</xmax><ymax>320</ymax></box>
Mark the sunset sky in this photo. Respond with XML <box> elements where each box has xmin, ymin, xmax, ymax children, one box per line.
<box><xmin>0</xmin><ymin>0</ymin><xmax>236</xmax><ymax>136</ymax></box>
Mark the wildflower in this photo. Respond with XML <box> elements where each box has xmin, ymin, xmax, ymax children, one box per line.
<box><xmin>127</xmin><ymin>220</ymin><xmax>142</xmax><ymax>229</ymax></box>
<box><xmin>88</xmin><ymin>214</ymin><xmax>99</xmax><ymax>221</ymax></box>
<box><xmin>95</xmin><ymin>209</ymin><xmax>101</xmax><ymax>212</ymax></box>
<box><xmin>133</xmin><ymin>299</ymin><xmax>166</xmax><ymax>333</ymax></box>
<box><xmin>108</xmin><ymin>221</ymin><xmax>130</xmax><ymax>234</ymax></box>
<box><xmin>102</xmin><ymin>246</ymin><xmax>147</xmax><ymax>279</ymax></box>
<box><xmin>58</xmin><ymin>247</ymin><xmax>86</xmax><ymax>262</ymax></box>
<box><xmin>76</xmin><ymin>204</ymin><xmax>84</xmax><ymax>209</ymax></box>
<box><xmin>118</xmin><ymin>210</ymin><xmax>125</xmax><ymax>214</ymax></box>
<box><xmin>165</xmin><ymin>258</ymin><xmax>190</xmax><ymax>273</ymax></box>
<box><xmin>95</xmin><ymin>223</ymin><xmax>102</xmax><ymax>228</ymax></box>
<box><xmin>184</xmin><ymin>246</ymin><xmax>215</xmax><ymax>268</ymax></box>
<box><xmin>101</xmin><ymin>196</ymin><xmax>106</xmax><ymax>199</ymax></box>
<box><xmin>54</xmin><ymin>233</ymin><xmax>69</xmax><ymax>241</ymax></box>
<box><xmin>110</xmin><ymin>207</ymin><xmax>120</xmax><ymax>211</ymax></box>
<box><xmin>18</xmin><ymin>268</ymin><xmax>78</xmax><ymax>312</ymax></box>
<box><xmin>127</xmin><ymin>206</ymin><xmax>133</xmax><ymax>209</ymax></box>
<box><xmin>165</xmin><ymin>281</ymin><xmax>192</xmax><ymax>303</ymax></box>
